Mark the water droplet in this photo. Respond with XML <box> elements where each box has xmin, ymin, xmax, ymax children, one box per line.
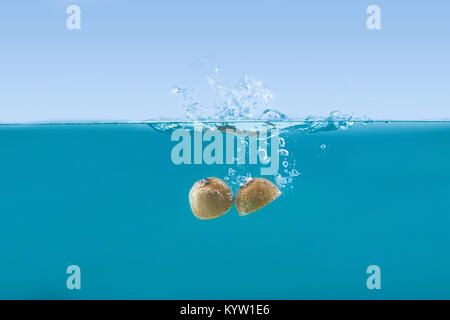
<box><xmin>171</xmin><ymin>86</ymin><xmax>181</xmax><ymax>94</ymax></box>
<box><xmin>282</xmin><ymin>161</ymin><xmax>289</xmax><ymax>168</ymax></box>
<box><xmin>320</xmin><ymin>144</ymin><xmax>327</xmax><ymax>150</ymax></box>
<box><xmin>279</xmin><ymin>149</ymin><xmax>289</xmax><ymax>156</ymax></box>
<box><xmin>279</xmin><ymin>137</ymin><xmax>285</xmax><ymax>147</ymax></box>
<box><xmin>290</xmin><ymin>169</ymin><xmax>300</xmax><ymax>177</ymax></box>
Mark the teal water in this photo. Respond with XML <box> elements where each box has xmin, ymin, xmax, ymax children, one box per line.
<box><xmin>0</xmin><ymin>122</ymin><xmax>449</xmax><ymax>299</ymax></box>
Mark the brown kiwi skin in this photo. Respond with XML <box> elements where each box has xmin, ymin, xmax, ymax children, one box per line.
<box><xmin>189</xmin><ymin>177</ymin><xmax>234</xmax><ymax>220</ymax></box>
<box><xmin>236</xmin><ymin>178</ymin><xmax>281</xmax><ymax>216</ymax></box>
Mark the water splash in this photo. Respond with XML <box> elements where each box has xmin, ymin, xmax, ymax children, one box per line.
<box><xmin>172</xmin><ymin>71</ymin><xmax>288</xmax><ymax>122</ymax></box>
<box><xmin>151</xmin><ymin>63</ymin><xmax>372</xmax><ymax>191</ymax></box>
<box><xmin>164</xmin><ymin>62</ymin><xmax>369</xmax><ymax>133</ymax></box>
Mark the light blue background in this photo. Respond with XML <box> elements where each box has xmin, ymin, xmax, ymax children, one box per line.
<box><xmin>0</xmin><ymin>0</ymin><xmax>449</xmax><ymax>121</ymax></box>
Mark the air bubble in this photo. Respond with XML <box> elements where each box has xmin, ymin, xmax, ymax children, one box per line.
<box><xmin>275</xmin><ymin>174</ymin><xmax>288</xmax><ymax>188</ymax></box>
<box><xmin>257</xmin><ymin>148</ymin><xmax>270</xmax><ymax>164</ymax></box>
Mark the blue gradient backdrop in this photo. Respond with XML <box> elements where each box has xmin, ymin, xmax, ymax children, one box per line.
<box><xmin>0</xmin><ymin>0</ymin><xmax>449</xmax><ymax>122</ymax></box>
